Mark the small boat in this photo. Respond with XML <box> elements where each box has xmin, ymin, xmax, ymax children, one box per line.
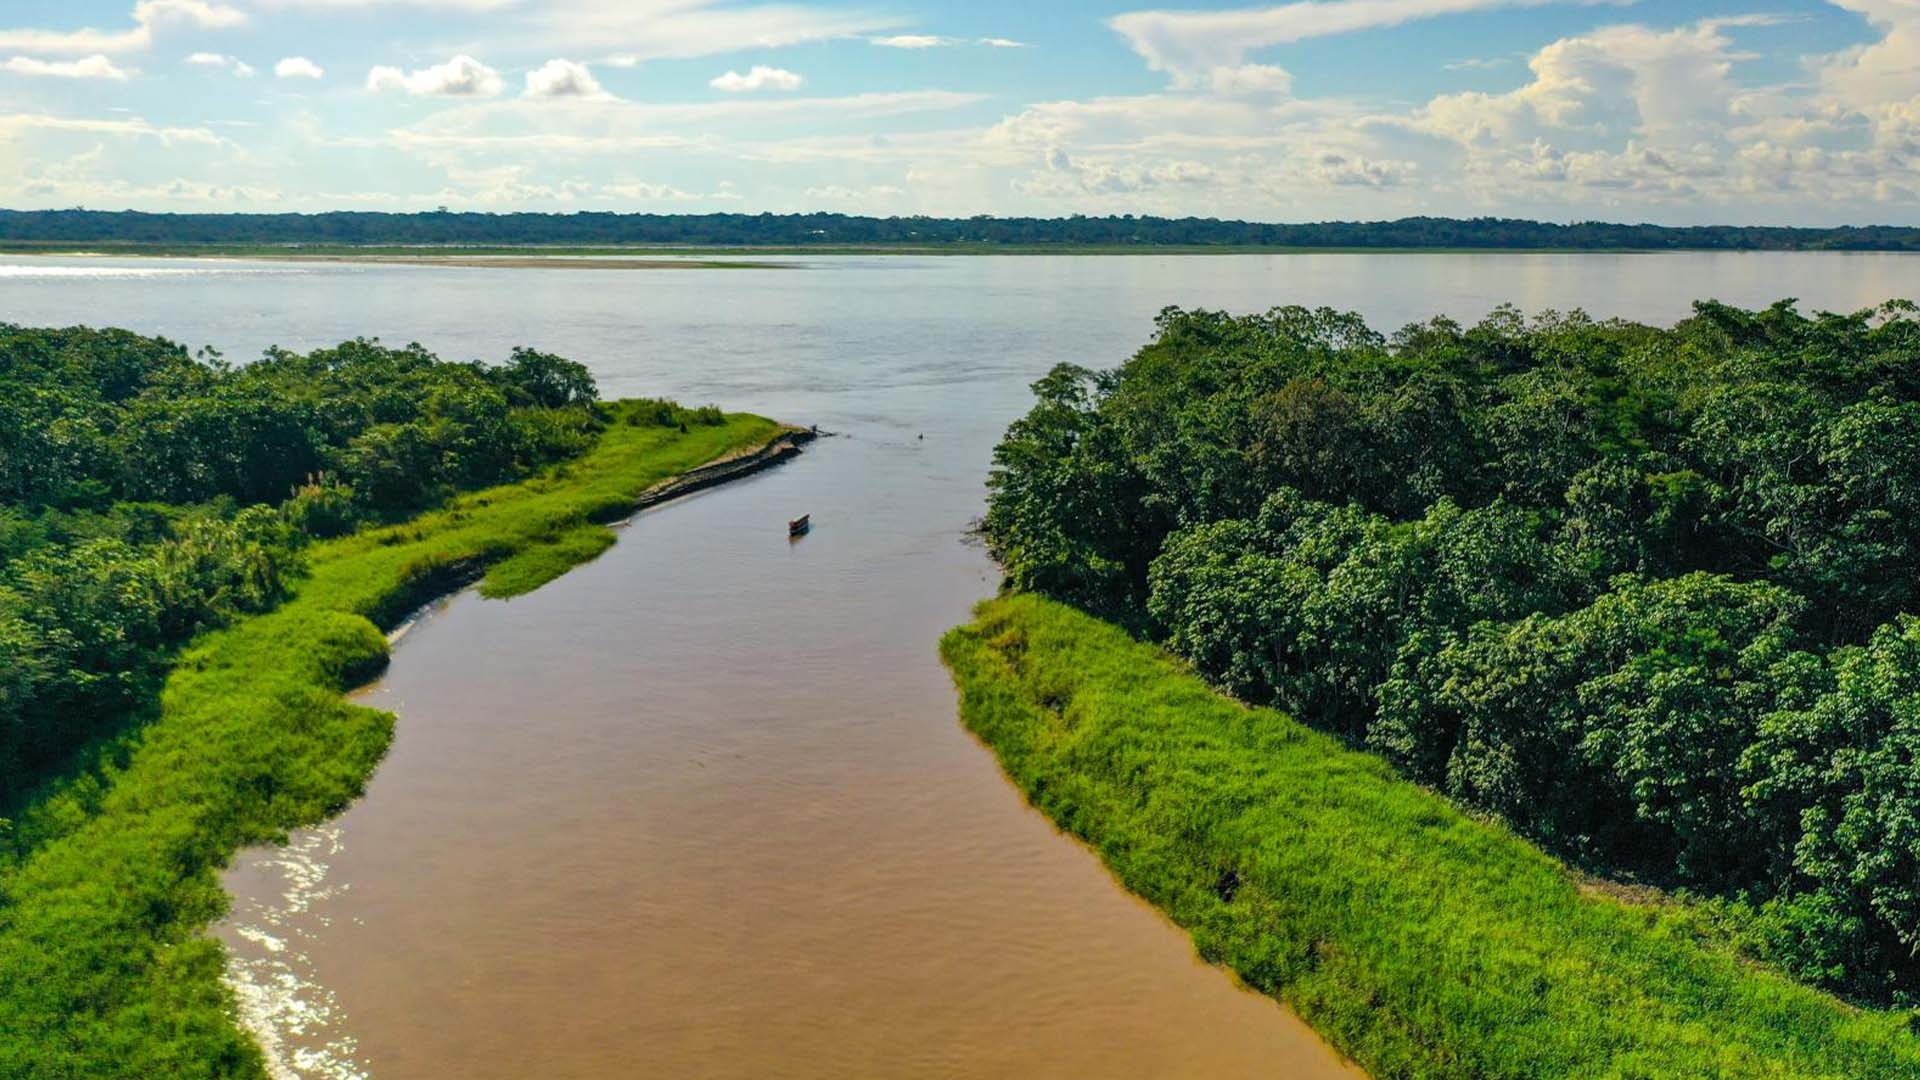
<box><xmin>788</xmin><ymin>513</ymin><xmax>811</xmax><ymax>537</ymax></box>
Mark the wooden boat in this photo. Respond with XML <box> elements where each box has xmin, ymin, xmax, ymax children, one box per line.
<box><xmin>788</xmin><ymin>513</ymin><xmax>811</xmax><ymax>537</ymax></box>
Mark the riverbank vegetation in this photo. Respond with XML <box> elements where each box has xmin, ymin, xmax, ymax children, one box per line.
<box><xmin>942</xmin><ymin>595</ymin><xmax>1920</xmax><ymax>1078</ymax></box>
<box><xmin>978</xmin><ymin>299</ymin><xmax>1920</xmax><ymax>1011</ymax></box>
<box><xmin>0</xmin><ymin>322</ymin><xmax>782</xmax><ymax>1078</ymax></box>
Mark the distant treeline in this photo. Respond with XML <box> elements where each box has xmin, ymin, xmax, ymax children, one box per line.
<box><xmin>7</xmin><ymin>209</ymin><xmax>1920</xmax><ymax>250</ymax></box>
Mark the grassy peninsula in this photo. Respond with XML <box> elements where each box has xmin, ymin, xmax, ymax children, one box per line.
<box><xmin>959</xmin><ymin>298</ymin><xmax>1920</xmax><ymax>1073</ymax></box>
<box><xmin>942</xmin><ymin>595</ymin><xmax>1920</xmax><ymax>1079</ymax></box>
<box><xmin>0</xmin><ymin>406</ymin><xmax>787</xmax><ymax>1078</ymax></box>
<box><xmin>0</xmin><ymin>323</ymin><xmax>793</xmax><ymax>1078</ymax></box>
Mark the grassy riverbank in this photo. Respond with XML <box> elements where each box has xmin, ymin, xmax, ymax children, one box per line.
<box><xmin>941</xmin><ymin>594</ymin><xmax>1920</xmax><ymax>1080</ymax></box>
<box><xmin>0</xmin><ymin>407</ymin><xmax>787</xmax><ymax>1080</ymax></box>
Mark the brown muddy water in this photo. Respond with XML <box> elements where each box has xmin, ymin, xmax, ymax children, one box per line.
<box><xmin>7</xmin><ymin>251</ymin><xmax>1918</xmax><ymax>1079</ymax></box>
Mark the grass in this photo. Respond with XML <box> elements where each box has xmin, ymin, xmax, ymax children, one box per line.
<box><xmin>0</xmin><ymin>405</ymin><xmax>785</xmax><ymax>1080</ymax></box>
<box><xmin>941</xmin><ymin>594</ymin><xmax>1920</xmax><ymax>1080</ymax></box>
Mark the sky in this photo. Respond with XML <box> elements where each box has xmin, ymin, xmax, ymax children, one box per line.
<box><xmin>1</xmin><ymin>0</ymin><xmax>1918</xmax><ymax>224</ymax></box>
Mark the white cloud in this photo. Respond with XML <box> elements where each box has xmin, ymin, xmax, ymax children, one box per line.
<box><xmin>12</xmin><ymin>0</ymin><xmax>1920</xmax><ymax>219</ymax></box>
<box><xmin>1016</xmin><ymin>147</ymin><xmax>1220</xmax><ymax>196</ymax></box>
<box><xmin>1208</xmin><ymin>63</ymin><xmax>1293</xmax><ymax>96</ymax></box>
<box><xmin>872</xmin><ymin>35</ymin><xmax>960</xmax><ymax>49</ymax></box>
<box><xmin>185</xmin><ymin>51</ymin><xmax>253</xmax><ymax>76</ymax></box>
<box><xmin>1109</xmin><ymin>0</ymin><xmax>1605</xmax><ymax>86</ymax></box>
<box><xmin>0</xmin><ymin>112</ymin><xmax>226</xmax><ymax>146</ymax></box>
<box><xmin>1821</xmin><ymin>1</ymin><xmax>1920</xmax><ymax>108</ymax></box>
<box><xmin>275</xmin><ymin>56</ymin><xmax>325</xmax><ymax>79</ymax></box>
<box><xmin>710</xmin><ymin>65</ymin><xmax>803</xmax><ymax>92</ymax></box>
<box><xmin>872</xmin><ymin>34</ymin><xmax>1030</xmax><ymax>49</ymax></box>
<box><xmin>1305</xmin><ymin>149</ymin><xmax>1416</xmax><ymax>187</ymax></box>
<box><xmin>600</xmin><ymin>181</ymin><xmax>738</xmax><ymax>201</ymax></box>
<box><xmin>367</xmin><ymin>55</ymin><xmax>501</xmax><ymax>96</ymax></box>
<box><xmin>520</xmin><ymin>1</ymin><xmax>899</xmax><ymax>62</ymax></box>
<box><xmin>0</xmin><ymin>0</ymin><xmax>245</xmax><ymax>55</ymax></box>
<box><xmin>370</xmin><ymin>90</ymin><xmax>987</xmax><ymax>159</ymax></box>
<box><xmin>1418</xmin><ymin>20</ymin><xmax>1748</xmax><ymax>148</ymax></box>
<box><xmin>3</xmin><ymin>54</ymin><xmax>132</xmax><ymax>79</ymax></box>
<box><xmin>805</xmin><ymin>183</ymin><xmax>906</xmax><ymax>201</ymax></box>
<box><xmin>524</xmin><ymin>58</ymin><xmax>609</xmax><ymax>99</ymax></box>
<box><xmin>253</xmin><ymin>0</ymin><xmax>516</xmax><ymax>7</ymax></box>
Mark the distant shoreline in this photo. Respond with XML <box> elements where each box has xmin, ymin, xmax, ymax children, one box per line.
<box><xmin>4</xmin><ymin>242</ymin><xmax>1916</xmax><ymax>262</ymax></box>
<box><xmin>0</xmin><ymin>246</ymin><xmax>796</xmax><ymax>268</ymax></box>
<box><xmin>7</xmin><ymin>210</ymin><xmax>1920</xmax><ymax>255</ymax></box>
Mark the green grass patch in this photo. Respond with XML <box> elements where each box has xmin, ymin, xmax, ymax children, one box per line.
<box><xmin>480</xmin><ymin>522</ymin><xmax>619</xmax><ymax>598</ymax></box>
<box><xmin>0</xmin><ymin>405</ymin><xmax>783</xmax><ymax>1080</ymax></box>
<box><xmin>941</xmin><ymin>594</ymin><xmax>1920</xmax><ymax>1080</ymax></box>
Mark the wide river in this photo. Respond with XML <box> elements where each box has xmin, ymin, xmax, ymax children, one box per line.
<box><xmin>6</xmin><ymin>252</ymin><xmax>1918</xmax><ymax>1079</ymax></box>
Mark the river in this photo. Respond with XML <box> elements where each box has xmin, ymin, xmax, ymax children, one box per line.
<box><xmin>5</xmin><ymin>251</ymin><xmax>1917</xmax><ymax>1079</ymax></box>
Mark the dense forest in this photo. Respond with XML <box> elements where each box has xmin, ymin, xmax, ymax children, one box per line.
<box><xmin>0</xmin><ymin>325</ymin><xmax>632</xmax><ymax>800</ymax></box>
<box><xmin>982</xmin><ymin>299</ymin><xmax>1920</xmax><ymax>1004</ymax></box>
<box><xmin>7</xmin><ymin>209</ymin><xmax>1920</xmax><ymax>251</ymax></box>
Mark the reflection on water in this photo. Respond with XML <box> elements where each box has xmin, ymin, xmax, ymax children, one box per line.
<box><xmin>222</xmin><ymin>826</ymin><xmax>364</xmax><ymax>1080</ymax></box>
<box><xmin>6</xmin><ymin>252</ymin><xmax>1916</xmax><ymax>1079</ymax></box>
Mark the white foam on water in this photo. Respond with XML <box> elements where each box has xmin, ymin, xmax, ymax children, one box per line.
<box><xmin>220</xmin><ymin>825</ymin><xmax>372</xmax><ymax>1080</ymax></box>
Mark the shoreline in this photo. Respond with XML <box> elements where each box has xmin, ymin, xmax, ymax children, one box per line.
<box><xmin>941</xmin><ymin>595</ymin><xmax>1920</xmax><ymax>1079</ymax></box>
<box><xmin>7</xmin><ymin>244</ymin><xmax>1920</xmax><ymax>262</ymax></box>
<box><xmin>0</xmin><ymin>409</ymin><xmax>804</xmax><ymax>1080</ymax></box>
<box><xmin>383</xmin><ymin>426</ymin><xmax>814</xmax><ymax>645</ymax></box>
<box><xmin>220</xmin><ymin>422</ymin><xmax>815</xmax><ymax>1080</ymax></box>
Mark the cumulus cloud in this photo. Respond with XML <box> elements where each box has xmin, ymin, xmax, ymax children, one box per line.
<box><xmin>1417</xmin><ymin>20</ymin><xmax>1750</xmax><ymax>148</ymax></box>
<box><xmin>1305</xmin><ymin>149</ymin><xmax>1416</xmax><ymax>187</ymax></box>
<box><xmin>1820</xmin><ymin>0</ymin><xmax>1920</xmax><ymax>108</ymax></box>
<box><xmin>21</xmin><ymin>0</ymin><xmax>1920</xmax><ymax>219</ymax></box>
<box><xmin>600</xmin><ymin>181</ymin><xmax>718</xmax><ymax>201</ymax></box>
<box><xmin>3</xmin><ymin>54</ymin><xmax>132</xmax><ymax>79</ymax></box>
<box><xmin>185</xmin><ymin>51</ymin><xmax>253</xmax><ymax>76</ymax></box>
<box><xmin>1209</xmin><ymin>63</ymin><xmax>1293</xmax><ymax>96</ymax></box>
<box><xmin>524</xmin><ymin>58</ymin><xmax>609</xmax><ymax>99</ymax></box>
<box><xmin>275</xmin><ymin>56</ymin><xmax>324</xmax><ymax>79</ymax></box>
<box><xmin>1016</xmin><ymin>147</ymin><xmax>1220</xmax><ymax>196</ymax></box>
<box><xmin>367</xmin><ymin>55</ymin><xmax>502</xmax><ymax>96</ymax></box>
<box><xmin>709</xmin><ymin>65</ymin><xmax>803</xmax><ymax>92</ymax></box>
<box><xmin>0</xmin><ymin>0</ymin><xmax>245</xmax><ymax>55</ymax></box>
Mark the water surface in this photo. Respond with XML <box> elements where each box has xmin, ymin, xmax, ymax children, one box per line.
<box><xmin>6</xmin><ymin>252</ymin><xmax>1915</xmax><ymax>1079</ymax></box>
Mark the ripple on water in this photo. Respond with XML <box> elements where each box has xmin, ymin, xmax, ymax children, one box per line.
<box><xmin>220</xmin><ymin>826</ymin><xmax>370</xmax><ymax>1080</ymax></box>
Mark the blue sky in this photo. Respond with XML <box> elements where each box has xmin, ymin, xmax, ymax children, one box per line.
<box><xmin>0</xmin><ymin>1</ymin><xmax>1914</xmax><ymax>224</ymax></box>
